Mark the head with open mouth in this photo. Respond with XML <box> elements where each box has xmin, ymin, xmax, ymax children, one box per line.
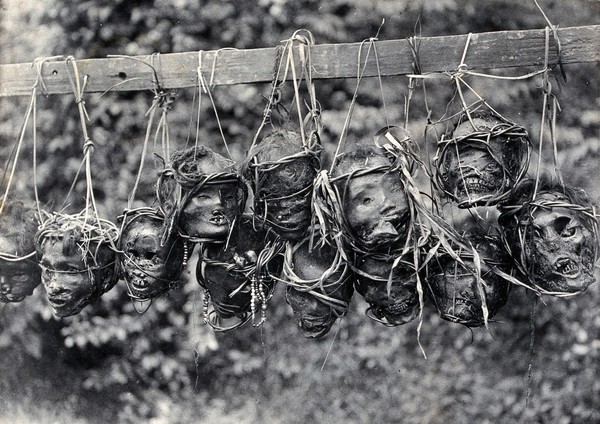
<box><xmin>331</xmin><ymin>139</ymin><xmax>412</xmax><ymax>252</ymax></box>
<box><xmin>35</xmin><ymin>212</ymin><xmax>118</xmax><ymax>317</ymax></box>
<box><xmin>499</xmin><ymin>179</ymin><xmax>598</xmax><ymax>295</ymax></box>
<box><xmin>0</xmin><ymin>200</ymin><xmax>41</xmax><ymax>303</ymax></box>
<box><xmin>284</xmin><ymin>240</ymin><xmax>354</xmax><ymax>338</ymax></box>
<box><xmin>355</xmin><ymin>255</ymin><xmax>420</xmax><ymax>326</ymax></box>
<box><xmin>159</xmin><ymin>145</ymin><xmax>247</xmax><ymax>244</ymax></box>
<box><xmin>426</xmin><ymin>232</ymin><xmax>512</xmax><ymax>327</ymax></box>
<box><xmin>435</xmin><ymin>110</ymin><xmax>530</xmax><ymax>207</ymax></box>
<box><xmin>118</xmin><ymin>208</ymin><xmax>185</xmax><ymax>302</ymax></box>
<box><xmin>242</xmin><ymin>129</ymin><xmax>321</xmax><ymax>242</ymax></box>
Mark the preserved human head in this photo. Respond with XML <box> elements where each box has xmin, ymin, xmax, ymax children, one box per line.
<box><xmin>160</xmin><ymin>146</ymin><xmax>246</xmax><ymax>243</ymax></box>
<box><xmin>284</xmin><ymin>241</ymin><xmax>354</xmax><ymax>338</ymax></box>
<box><xmin>332</xmin><ymin>142</ymin><xmax>411</xmax><ymax>251</ymax></box>
<box><xmin>196</xmin><ymin>217</ymin><xmax>283</xmax><ymax>330</ymax></box>
<box><xmin>118</xmin><ymin>209</ymin><xmax>185</xmax><ymax>303</ymax></box>
<box><xmin>426</xmin><ymin>233</ymin><xmax>511</xmax><ymax>327</ymax></box>
<box><xmin>355</xmin><ymin>256</ymin><xmax>419</xmax><ymax>326</ymax></box>
<box><xmin>0</xmin><ymin>200</ymin><xmax>41</xmax><ymax>303</ymax></box>
<box><xmin>243</xmin><ymin>129</ymin><xmax>321</xmax><ymax>241</ymax></box>
<box><xmin>36</xmin><ymin>213</ymin><xmax>118</xmax><ymax>317</ymax></box>
<box><xmin>499</xmin><ymin>179</ymin><xmax>598</xmax><ymax>295</ymax></box>
<box><xmin>435</xmin><ymin>110</ymin><xmax>529</xmax><ymax>207</ymax></box>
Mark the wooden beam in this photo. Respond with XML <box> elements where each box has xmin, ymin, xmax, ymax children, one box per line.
<box><xmin>0</xmin><ymin>25</ymin><xmax>598</xmax><ymax>97</ymax></box>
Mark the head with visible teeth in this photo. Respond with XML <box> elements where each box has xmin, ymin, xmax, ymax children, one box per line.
<box><xmin>499</xmin><ymin>178</ymin><xmax>598</xmax><ymax>294</ymax></box>
<box><xmin>332</xmin><ymin>139</ymin><xmax>411</xmax><ymax>252</ymax></box>
<box><xmin>426</xmin><ymin>232</ymin><xmax>511</xmax><ymax>327</ymax></box>
<box><xmin>284</xmin><ymin>241</ymin><xmax>354</xmax><ymax>338</ymax></box>
<box><xmin>0</xmin><ymin>199</ymin><xmax>41</xmax><ymax>303</ymax></box>
<box><xmin>355</xmin><ymin>256</ymin><xmax>419</xmax><ymax>326</ymax></box>
<box><xmin>435</xmin><ymin>110</ymin><xmax>530</xmax><ymax>207</ymax></box>
<box><xmin>242</xmin><ymin>129</ymin><xmax>321</xmax><ymax>241</ymax></box>
<box><xmin>161</xmin><ymin>146</ymin><xmax>247</xmax><ymax>243</ymax></box>
<box><xmin>35</xmin><ymin>213</ymin><xmax>118</xmax><ymax>317</ymax></box>
<box><xmin>118</xmin><ymin>209</ymin><xmax>185</xmax><ymax>302</ymax></box>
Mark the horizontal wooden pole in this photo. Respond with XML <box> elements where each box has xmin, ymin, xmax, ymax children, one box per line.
<box><xmin>0</xmin><ymin>25</ymin><xmax>598</xmax><ymax>97</ymax></box>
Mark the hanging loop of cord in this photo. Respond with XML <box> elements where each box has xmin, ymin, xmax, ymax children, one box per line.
<box><xmin>250</xmin><ymin>29</ymin><xmax>321</xmax><ymax>151</ymax></box>
<box><xmin>329</xmin><ymin>19</ymin><xmax>387</xmax><ymax>172</ymax></box>
<box><xmin>197</xmin><ymin>49</ymin><xmax>236</xmax><ymax>158</ymax></box>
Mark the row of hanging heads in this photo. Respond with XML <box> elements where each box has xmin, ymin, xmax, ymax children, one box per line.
<box><xmin>1</xmin><ymin>105</ymin><xmax>598</xmax><ymax>338</ymax></box>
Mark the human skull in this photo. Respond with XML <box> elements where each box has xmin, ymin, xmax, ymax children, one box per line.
<box><xmin>524</xmin><ymin>191</ymin><xmax>597</xmax><ymax>294</ymax></box>
<box><xmin>355</xmin><ymin>256</ymin><xmax>419</xmax><ymax>326</ymax></box>
<box><xmin>196</xmin><ymin>217</ymin><xmax>282</xmax><ymax>324</ymax></box>
<box><xmin>343</xmin><ymin>169</ymin><xmax>410</xmax><ymax>249</ymax></box>
<box><xmin>0</xmin><ymin>237</ymin><xmax>40</xmax><ymax>303</ymax></box>
<box><xmin>333</xmin><ymin>143</ymin><xmax>412</xmax><ymax>251</ymax></box>
<box><xmin>285</xmin><ymin>241</ymin><xmax>354</xmax><ymax>338</ymax></box>
<box><xmin>119</xmin><ymin>211</ymin><xmax>184</xmax><ymax>302</ymax></box>
<box><xmin>437</xmin><ymin>112</ymin><xmax>529</xmax><ymax>207</ymax></box>
<box><xmin>179</xmin><ymin>181</ymin><xmax>243</xmax><ymax>242</ymax></box>
<box><xmin>161</xmin><ymin>145</ymin><xmax>246</xmax><ymax>243</ymax></box>
<box><xmin>36</xmin><ymin>218</ymin><xmax>117</xmax><ymax>317</ymax></box>
<box><xmin>426</xmin><ymin>235</ymin><xmax>511</xmax><ymax>327</ymax></box>
<box><xmin>0</xmin><ymin>200</ymin><xmax>41</xmax><ymax>303</ymax></box>
<box><xmin>245</xmin><ymin>130</ymin><xmax>321</xmax><ymax>241</ymax></box>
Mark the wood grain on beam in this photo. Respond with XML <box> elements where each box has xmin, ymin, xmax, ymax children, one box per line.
<box><xmin>0</xmin><ymin>25</ymin><xmax>598</xmax><ymax>97</ymax></box>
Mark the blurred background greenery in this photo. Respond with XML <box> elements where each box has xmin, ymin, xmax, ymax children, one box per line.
<box><xmin>0</xmin><ymin>0</ymin><xmax>598</xmax><ymax>423</ymax></box>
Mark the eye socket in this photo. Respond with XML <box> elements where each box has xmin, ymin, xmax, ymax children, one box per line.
<box><xmin>362</xmin><ymin>197</ymin><xmax>373</xmax><ymax>205</ymax></box>
<box><xmin>553</xmin><ymin>216</ymin><xmax>574</xmax><ymax>237</ymax></box>
<box><xmin>128</xmin><ymin>249</ymin><xmax>139</xmax><ymax>258</ymax></box>
<box><xmin>191</xmin><ymin>193</ymin><xmax>213</xmax><ymax>203</ymax></box>
<box><xmin>144</xmin><ymin>251</ymin><xmax>157</xmax><ymax>261</ymax></box>
<box><xmin>560</xmin><ymin>226</ymin><xmax>577</xmax><ymax>238</ymax></box>
<box><xmin>389</xmin><ymin>184</ymin><xmax>403</xmax><ymax>193</ymax></box>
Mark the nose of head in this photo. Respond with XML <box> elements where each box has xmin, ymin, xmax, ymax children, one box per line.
<box><xmin>544</xmin><ymin>234</ymin><xmax>560</xmax><ymax>252</ymax></box>
<box><xmin>44</xmin><ymin>275</ymin><xmax>63</xmax><ymax>295</ymax></box>
<box><xmin>380</xmin><ymin>197</ymin><xmax>395</xmax><ymax>213</ymax></box>
<box><xmin>0</xmin><ymin>276</ymin><xmax>11</xmax><ymax>294</ymax></box>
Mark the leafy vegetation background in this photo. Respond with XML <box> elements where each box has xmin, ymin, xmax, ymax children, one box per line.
<box><xmin>0</xmin><ymin>0</ymin><xmax>598</xmax><ymax>423</ymax></box>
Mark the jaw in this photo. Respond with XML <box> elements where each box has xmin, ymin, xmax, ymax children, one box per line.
<box><xmin>541</xmin><ymin>271</ymin><xmax>595</xmax><ymax>294</ymax></box>
<box><xmin>48</xmin><ymin>295</ymin><xmax>86</xmax><ymax>317</ymax></box>
<box><xmin>189</xmin><ymin>224</ymin><xmax>230</xmax><ymax>240</ymax></box>
<box><xmin>359</xmin><ymin>218</ymin><xmax>409</xmax><ymax>248</ymax></box>
<box><xmin>533</xmin><ymin>257</ymin><xmax>595</xmax><ymax>293</ymax></box>
<box><xmin>1</xmin><ymin>293</ymin><xmax>27</xmax><ymax>302</ymax></box>
<box><xmin>436</xmin><ymin>296</ymin><xmax>483</xmax><ymax>326</ymax></box>
<box><xmin>1</xmin><ymin>282</ymin><xmax>37</xmax><ymax>302</ymax></box>
<box><xmin>180</xmin><ymin>213</ymin><xmax>232</xmax><ymax>240</ymax></box>
<box><xmin>127</xmin><ymin>277</ymin><xmax>169</xmax><ymax>300</ymax></box>
<box><xmin>376</xmin><ymin>295</ymin><xmax>419</xmax><ymax>326</ymax></box>
<box><xmin>297</xmin><ymin>316</ymin><xmax>335</xmax><ymax>338</ymax></box>
<box><xmin>461</xmin><ymin>176</ymin><xmax>501</xmax><ymax>195</ymax></box>
<box><xmin>553</xmin><ymin>258</ymin><xmax>581</xmax><ymax>279</ymax></box>
<box><xmin>454</xmin><ymin>174</ymin><xmax>503</xmax><ymax>203</ymax></box>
